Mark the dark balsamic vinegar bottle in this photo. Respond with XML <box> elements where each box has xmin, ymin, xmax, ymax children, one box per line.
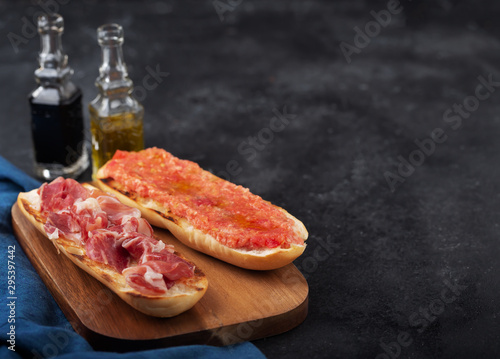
<box><xmin>29</xmin><ymin>13</ymin><xmax>89</xmax><ymax>180</ymax></box>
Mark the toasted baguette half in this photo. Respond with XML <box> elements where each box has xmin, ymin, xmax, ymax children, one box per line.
<box><xmin>96</xmin><ymin>175</ymin><xmax>308</xmax><ymax>271</ymax></box>
<box><xmin>17</xmin><ymin>184</ymin><xmax>208</xmax><ymax>318</ymax></box>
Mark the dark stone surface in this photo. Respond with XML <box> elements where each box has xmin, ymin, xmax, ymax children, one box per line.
<box><xmin>1</xmin><ymin>0</ymin><xmax>500</xmax><ymax>358</ymax></box>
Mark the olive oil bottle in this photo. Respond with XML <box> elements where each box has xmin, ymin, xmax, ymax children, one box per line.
<box><xmin>30</xmin><ymin>13</ymin><xmax>89</xmax><ymax>180</ymax></box>
<box><xmin>89</xmin><ymin>23</ymin><xmax>144</xmax><ymax>177</ymax></box>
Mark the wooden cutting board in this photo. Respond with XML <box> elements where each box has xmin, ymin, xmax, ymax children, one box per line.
<box><xmin>11</xmin><ymin>202</ymin><xmax>308</xmax><ymax>351</ymax></box>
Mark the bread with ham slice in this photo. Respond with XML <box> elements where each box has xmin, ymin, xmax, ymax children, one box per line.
<box><xmin>96</xmin><ymin>148</ymin><xmax>308</xmax><ymax>270</ymax></box>
<box><xmin>17</xmin><ymin>177</ymin><xmax>208</xmax><ymax>318</ymax></box>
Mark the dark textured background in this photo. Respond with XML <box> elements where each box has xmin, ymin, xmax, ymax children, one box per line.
<box><xmin>1</xmin><ymin>0</ymin><xmax>500</xmax><ymax>358</ymax></box>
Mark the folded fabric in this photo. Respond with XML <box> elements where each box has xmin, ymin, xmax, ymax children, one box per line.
<box><xmin>0</xmin><ymin>156</ymin><xmax>266</xmax><ymax>359</ymax></box>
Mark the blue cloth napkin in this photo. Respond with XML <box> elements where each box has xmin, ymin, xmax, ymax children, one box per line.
<box><xmin>0</xmin><ymin>156</ymin><xmax>266</xmax><ymax>359</ymax></box>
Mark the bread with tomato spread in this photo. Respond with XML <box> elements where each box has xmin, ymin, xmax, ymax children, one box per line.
<box><xmin>17</xmin><ymin>178</ymin><xmax>208</xmax><ymax>318</ymax></box>
<box><xmin>96</xmin><ymin>148</ymin><xmax>308</xmax><ymax>270</ymax></box>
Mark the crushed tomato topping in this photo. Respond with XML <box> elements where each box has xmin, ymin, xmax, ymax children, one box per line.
<box><xmin>102</xmin><ymin>148</ymin><xmax>304</xmax><ymax>250</ymax></box>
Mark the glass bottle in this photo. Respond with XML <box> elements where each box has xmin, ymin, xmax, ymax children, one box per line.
<box><xmin>89</xmin><ymin>23</ymin><xmax>144</xmax><ymax>177</ymax></box>
<box><xmin>29</xmin><ymin>13</ymin><xmax>89</xmax><ymax>180</ymax></box>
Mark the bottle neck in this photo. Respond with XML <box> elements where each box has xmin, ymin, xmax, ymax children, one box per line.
<box><xmin>34</xmin><ymin>14</ymin><xmax>72</xmax><ymax>84</ymax></box>
<box><xmin>96</xmin><ymin>43</ymin><xmax>133</xmax><ymax>94</ymax></box>
<box><xmin>95</xmin><ymin>24</ymin><xmax>133</xmax><ymax>95</ymax></box>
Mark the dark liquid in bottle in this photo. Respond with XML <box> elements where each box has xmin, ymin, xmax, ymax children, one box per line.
<box><xmin>30</xmin><ymin>90</ymin><xmax>85</xmax><ymax>166</ymax></box>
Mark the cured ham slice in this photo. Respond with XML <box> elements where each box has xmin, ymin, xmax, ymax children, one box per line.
<box><xmin>137</xmin><ymin>218</ymin><xmax>154</xmax><ymax>237</ymax></box>
<box><xmin>122</xmin><ymin>234</ymin><xmax>169</xmax><ymax>259</ymax></box>
<box><xmin>109</xmin><ymin>217</ymin><xmax>154</xmax><ymax>238</ymax></box>
<box><xmin>40</xmin><ymin>177</ymin><xmax>89</xmax><ymax>214</ymax></box>
<box><xmin>97</xmin><ymin>196</ymin><xmax>141</xmax><ymax>225</ymax></box>
<box><xmin>45</xmin><ymin>211</ymin><xmax>82</xmax><ymax>243</ymax></box>
<box><xmin>122</xmin><ymin>265</ymin><xmax>169</xmax><ymax>295</ymax></box>
<box><xmin>121</xmin><ymin>235</ymin><xmax>192</xmax><ymax>287</ymax></box>
<box><xmin>86</xmin><ymin>229</ymin><xmax>130</xmax><ymax>272</ymax></box>
<box><xmin>72</xmin><ymin>198</ymin><xmax>108</xmax><ymax>241</ymax></box>
<box><xmin>142</xmin><ymin>255</ymin><xmax>194</xmax><ymax>281</ymax></box>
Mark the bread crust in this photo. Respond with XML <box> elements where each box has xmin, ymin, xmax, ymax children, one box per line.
<box><xmin>17</xmin><ymin>186</ymin><xmax>208</xmax><ymax>318</ymax></box>
<box><xmin>96</xmin><ymin>174</ymin><xmax>308</xmax><ymax>271</ymax></box>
